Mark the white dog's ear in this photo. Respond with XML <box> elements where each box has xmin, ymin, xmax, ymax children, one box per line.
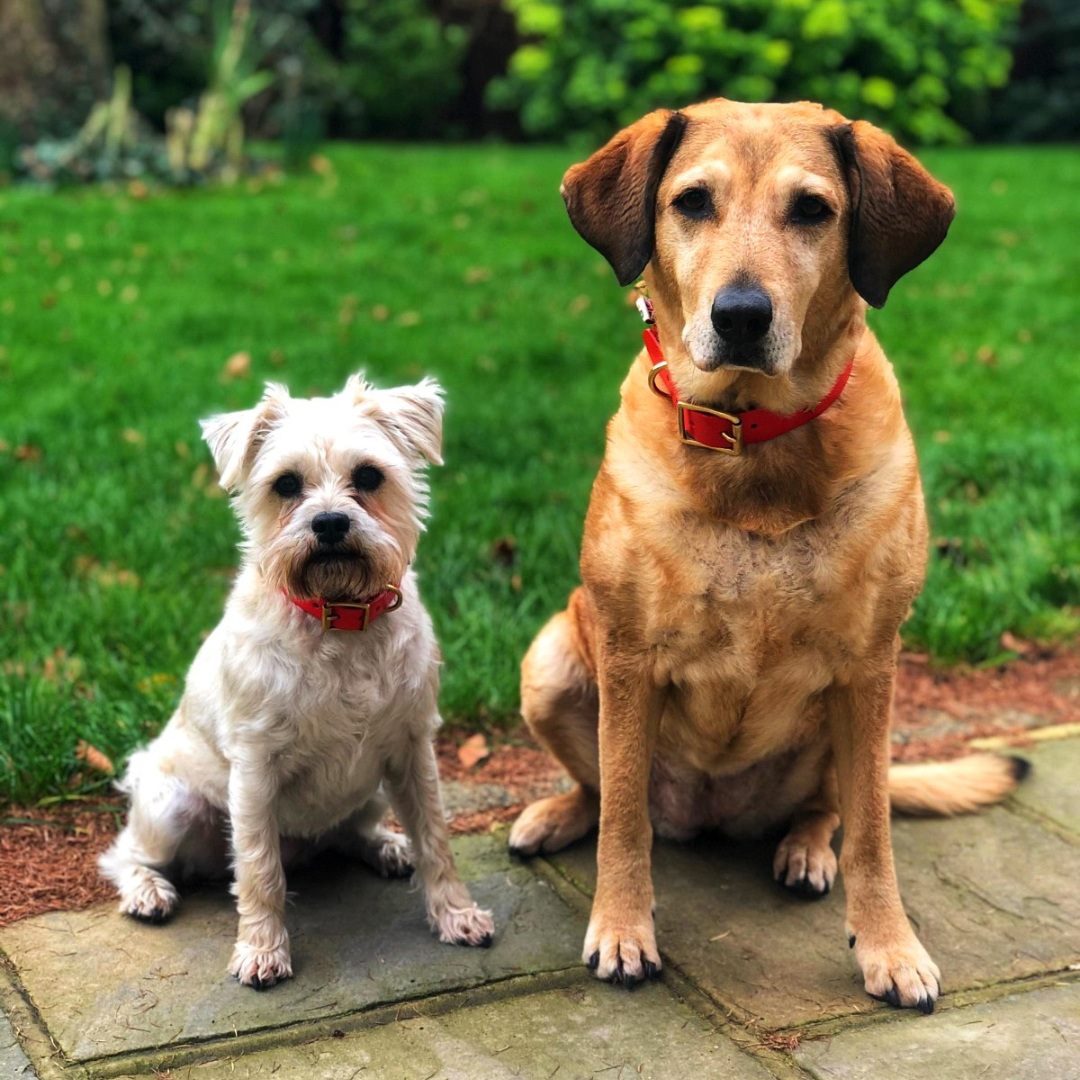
<box><xmin>200</xmin><ymin>383</ymin><xmax>291</xmax><ymax>491</ymax></box>
<box><xmin>360</xmin><ymin>377</ymin><xmax>445</xmax><ymax>466</ymax></box>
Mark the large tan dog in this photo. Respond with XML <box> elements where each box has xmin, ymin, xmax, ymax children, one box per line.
<box><xmin>509</xmin><ymin>99</ymin><xmax>1027</xmax><ymax>1014</ymax></box>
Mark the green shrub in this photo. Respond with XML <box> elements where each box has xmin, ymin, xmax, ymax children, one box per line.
<box><xmin>488</xmin><ymin>0</ymin><xmax>1022</xmax><ymax>144</ymax></box>
<box><xmin>328</xmin><ymin>0</ymin><xmax>469</xmax><ymax>138</ymax></box>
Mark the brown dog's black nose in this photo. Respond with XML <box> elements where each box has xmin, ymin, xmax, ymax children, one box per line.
<box><xmin>711</xmin><ymin>284</ymin><xmax>773</xmax><ymax>344</ymax></box>
<box><xmin>312</xmin><ymin>511</ymin><xmax>350</xmax><ymax>544</ymax></box>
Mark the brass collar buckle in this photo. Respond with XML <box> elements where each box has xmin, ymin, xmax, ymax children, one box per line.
<box><xmin>676</xmin><ymin>400</ymin><xmax>743</xmax><ymax>455</ymax></box>
<box><xmin>320</xmin><ymin>586</ymin><xmax>403</xmax><ymax>631</ymax></box>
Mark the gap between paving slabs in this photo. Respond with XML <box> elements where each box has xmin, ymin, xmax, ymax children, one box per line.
<box><xmin>5</xmin><ymin>738</ymin><xmax>1080</xmax><ymax>1078</ymax></box>
<box><xmin>541</xmin><ymin>743</ymin><xmax>1080</xmax><ymax>1033</ymax></box>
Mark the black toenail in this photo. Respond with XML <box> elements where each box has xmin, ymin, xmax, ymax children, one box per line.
<box><xmin>884</xmin><ymin>985</ymin><xmax>900</xmax><ymax>1008</ymax></box>
<box><xmin>479</xmin><ymin>933</ymin><xmax>493</xmax><ymax>948</ymax></box>
<box><xmin>917</xmin><ymin>995</ymin><xmax>934</xmax><ymax>1015</ymax></box>
<box><xmin>643</xmin><ymin>960</ymin><xmax>659</xmax><ymax>980</ymax></box>
<box><xmin>587</xmin><ymin>951</ymin><xmax>600</xmax><ymax>970</ymax></box>
<box><xmin>249</xmin><ymin>975</ymin><xmax>264</xmax><ymax>991</ymax></box>
<box><xmin>848</xmin><ymin>934</ymin><xmax>857</xmax><ymax>948</ymax></box>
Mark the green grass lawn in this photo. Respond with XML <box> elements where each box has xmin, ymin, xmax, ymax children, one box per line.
<box><xmin>1</xmin><ymin>143</ymin><xmax>1078</xmax><ymax>804</ymax></box>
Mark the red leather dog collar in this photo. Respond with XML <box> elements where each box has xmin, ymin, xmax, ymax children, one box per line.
<box><xmin>643</xmin><ymin>327</ymin><xmax>853</xmax><ymax>455</ymax></box>
<box><xmin>289</xmin><ymin>586</ymin><xmax>403</xmax><ymax>631</ymax></box>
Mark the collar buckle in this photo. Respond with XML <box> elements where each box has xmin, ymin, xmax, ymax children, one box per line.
<box><xmin>676</xmin><ymin>401</ymin><xmax>743</xmax><ymax>455</ymax></box>
<box><xmin>320</xmin><ymin>586</ymin><xmax>403</xmax><ymax>631</ymax></box>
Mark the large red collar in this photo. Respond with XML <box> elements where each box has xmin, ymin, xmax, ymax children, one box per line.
<box><xmin>643</xmin><ymin>327</ymin><xmax>853</xmax><ymax>455</ymax></box>
<box><xmin>289</xmin><ymin>586</ymin><xmax>403</xmax><ymax>631</ymax></box>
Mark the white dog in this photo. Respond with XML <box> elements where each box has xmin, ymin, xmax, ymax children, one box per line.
<box><xmin>99</xmin><ymin>373</ymin><xmax>495</xmax><ymax>988</ymax></box>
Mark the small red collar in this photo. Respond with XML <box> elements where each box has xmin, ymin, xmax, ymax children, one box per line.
<box><xmin>289</xmin><ymin>586</ymin><xmax>403</xmax><ymax>631</ymax></box>
<box><xmin>643</xmin><ymin>327</ymin><xmax>853</xmax><ymax>455</ymax></box>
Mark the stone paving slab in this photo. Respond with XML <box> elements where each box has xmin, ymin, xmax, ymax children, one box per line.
<box><xmin>794</xmin><ymin>981</ymin><xmax>1080</xmax><ymax>1079</ymax></box>
<box><xmin>548</xmin><ymin>805</ymin><xmax>1080</xmax><ymax>1029</ymax></box>
<box><xmin>112</xmin><ymin>980</ymin><xmax>775</xmax><ymax>1080</ymax></box>
<box><xmin>1010</xmin><ymin>738</ymin><xmax>1080</xmax><ymax>837</ymax></box>
<box><xmin>1</xmin><ymin>1006</ymin><xmax>37</xmax><ymax>1079</ymax></box>
<box><xmin>0</xmin><ymin>835</ymin><xmax>583</xmax><ymax>1065</ymax></box>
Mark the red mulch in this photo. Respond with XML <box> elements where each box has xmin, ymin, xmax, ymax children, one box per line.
<box><xmin>0</xmin><ymin>800</ymin><xmax>123</xmax><ymax>927</ymax></box>
<box><xmin>2</xmin><ymin>645</ymin><xmax>1077</xmax><ymax>928</ymax></box>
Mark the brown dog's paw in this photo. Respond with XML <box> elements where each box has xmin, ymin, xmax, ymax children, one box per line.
<box><xmin>773</xmin><ymin>832</ymin><xmax>837</xmax><ymax>900</ymax></box>
<box><xmin>852</xmin><ymin>928</ymin><xmax>940</xmax><ymax>1014</ymax></box>
<box><xmin>228</xmin><ymin>941</ymin><xmax>293</xmax><ymax>990</ymax></box>
<box><xmin>583</xmin><ymin>914</ymin><xmax>662</xmax><ymax>988</ymax></box>
<box><xmin>508</xmin><ymin>788</ymin><xmax>598</xmax><ymax>857</ymax></box>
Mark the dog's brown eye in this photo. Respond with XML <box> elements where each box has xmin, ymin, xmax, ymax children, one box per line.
<box><xmin>674</xmin><ymin>188</ymin><xmax>710</xmax><ymax>216</ymax></box>
<box><xmin>272</xmin><ymin>472</ymin><xmax>303</xmax><ymax>498</ymax></box>
<box><xmin>792</xmin><ymin>195</ymin><xmax>831</xmax><ymax>224</ymax></box>
<box><xmin>352</xmin><ymin>465</ymin><xmax>384</xmax><ymax>492</ymax></box>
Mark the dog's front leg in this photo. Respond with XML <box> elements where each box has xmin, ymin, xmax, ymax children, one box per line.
<box><xmin>827</xmin><ymin>670</ymin><xmax>940</xmax><ymax>1013</ymax></box>
<box><xmin>226</xmin><ymin>763</ymin><xmax>293</xmax><ymax>989</ymax></box>
<box><xmin>385</xmin><ymin>734</ymin><xmax>495</xmax><ymax>947</ymax></box>
<box><xmin>584</xmin><ymin>650</ymin><xmax>664</xmax><ymax>987</ymax></box>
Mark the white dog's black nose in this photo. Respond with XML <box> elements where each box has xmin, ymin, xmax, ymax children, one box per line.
<box><xmin>712</xmin><ymin>284</ymin><xmax>773</xmax><ymax>344</ymax></box>
<box><xmin>312</xmin><ymin>511</ymin><xmax>351</xmax><ymax>544</ymax></box>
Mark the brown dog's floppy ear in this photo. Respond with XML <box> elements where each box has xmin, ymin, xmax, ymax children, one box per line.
<box><xmin>833</xmin><ymin>121</ymin><xmax>956</xmax><ymax>308</ymax></box>
<box><xmin>561</xmin><ymin>110</ymin><xmax>688</xmax><ymax>287</ymax></box>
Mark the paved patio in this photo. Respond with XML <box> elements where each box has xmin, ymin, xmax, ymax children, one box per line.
<box><xmin>2</xmin><ymin>736</ymin><xmax>1079</xmax><ymax>1080</ymax></box>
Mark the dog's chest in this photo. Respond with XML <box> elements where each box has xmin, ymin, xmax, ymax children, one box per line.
<box><xmin>646</xmin><ymin>517</ymin><xmax>867</xmax><ymax>769</ymax></box>
<box><xmin>223</xmin><ymin>633</ymin><xmax>435</xmax><ymax>833</ymax></box>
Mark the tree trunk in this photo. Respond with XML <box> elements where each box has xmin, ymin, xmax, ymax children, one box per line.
<box><xmin>0</xmin><ymin>0</ymin><xmax>111</xmax><ymax>141</ymax></box>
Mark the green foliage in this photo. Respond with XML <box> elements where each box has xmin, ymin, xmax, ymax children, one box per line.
<box><xmin>983</xmin><ymin>0</ymin><xmax>1080</xmax><ymax>142</ymax></box>
<box><xmin>0</xmin><ymin>143</ymin><xmax>1077</xmax><ymax>803</ymax></box>
<box><xmin>489</xmin><ymin>0</ymin><xmax>1022</xmax><ymax>144</ymax></box>
<box><xmin>328</xmin><ymin>0</ymin><xmax>469</xmax><ymax>138</ymax></box>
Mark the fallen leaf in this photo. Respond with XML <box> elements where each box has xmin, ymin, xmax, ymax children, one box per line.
<box><xmin>222</xmin><ymin>351</ymin><xmax>251</xmax><ymax>380</ymax></box>
<box><xmin>999</xmin><ymin>630</ymin><xmax>1032</xmax><ymax>656</ymax></box>
<box><xmin>457</xmin><ymin>733</ymin><xmax>490</xmax><ymax>770</ymax></box>
<box><xmin>75</xmin><ymin>741</ymin><xmax>114</xmax><ymax>776</ymax></box>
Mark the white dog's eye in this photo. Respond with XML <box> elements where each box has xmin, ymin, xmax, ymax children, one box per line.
<box><xmin>272</xmin><ymin>472</ymin><xmax>303</xmax><ymax>498</ymax></box>
<box><xmin>352</xmin><ymin>465</ymin><xmax>384</xmax><ymax>492</ymax></box>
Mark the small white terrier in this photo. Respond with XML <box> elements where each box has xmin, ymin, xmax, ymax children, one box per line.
<box><xmin>99</xmin><ymin>373</ymin><xmax>494</xmax><ymax>988</ymax></box>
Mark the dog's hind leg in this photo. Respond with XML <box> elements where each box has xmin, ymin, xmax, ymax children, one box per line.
<box><xmin>509</xmin><ymin>595</ymin><xmax>601</xmax><ymax>856</ymax></box>
<box><xmin>98</xmin><ymin>749</ymin><xmax>203</xmax><ymax>923</ymax></box>
<box><xmin>385</xmin><ymin>731</ymin><xmax>495</xmax><ymax>947</ymax></box>
<box><xmin>326</xmin><ymin>796</ymin><xmax>414</xmax><ymax>879</ymax></box>
<box><xmin>773</xmin><ymin>767</ymin><xmax>841</xmax><ymax>900</ymax></box>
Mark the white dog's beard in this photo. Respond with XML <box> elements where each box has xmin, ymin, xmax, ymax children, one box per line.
<box><xmin>261</xmin><ymin>534</ymin><xmax>399</xmax><ymax>602</ymax></box>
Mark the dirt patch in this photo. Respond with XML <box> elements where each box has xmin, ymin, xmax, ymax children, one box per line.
<box><xmin>2</xmin><ymin>645</ymin><xmax>1077</xmax><ymax>927</ymax></box>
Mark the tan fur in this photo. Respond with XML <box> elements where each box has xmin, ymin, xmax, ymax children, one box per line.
<box><xmin>888</xmin><ymin>756</ymin><xmax>1024</xmax><ymax>816</ymax></box>
<box><xmin>510</xmin><ymin>99</ymin><xmax>1024</xmax><ymax>1012</ymax></box>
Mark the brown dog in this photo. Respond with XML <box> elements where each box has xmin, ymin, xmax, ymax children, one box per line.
<box><xmin>508</xmin><ymin>99</ymin><xmax>1027</xmax><ymax>1014</ymax></box>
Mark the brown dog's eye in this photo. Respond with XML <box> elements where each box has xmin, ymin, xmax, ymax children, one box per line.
<box><xmin>272</xmin><ymin>472</ymin><xmax>303</xmax><ymax>498</ymax></box>
<box><xmin>352</xmin><ymin>465</ymin><xmax>384</xmax><ymax>492</ymax></box>
<box><xmin>674</xmin><ymin>188</ymin><xmax>711</xmax><ymax>216</ymax></box>
<box><xmin>792</xmin><ymin>195</ymin><xmax>832</xmax><ymax>224</ymax></box>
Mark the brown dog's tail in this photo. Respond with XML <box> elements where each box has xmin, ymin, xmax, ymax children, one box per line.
<box><xmin>888</xmin><ymin>755</ymin><xmax>1030</xmax><ymax>816</ymax></box>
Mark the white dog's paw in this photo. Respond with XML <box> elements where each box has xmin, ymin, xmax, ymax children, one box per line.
<box><xmin>228</xmin><ymin>940</ymin><xmax>293</xmax><ymax>990</ymax></box>
<box><xmin>120</xmin><ymin>872</ymin><xmax>179</xmax><ymax>924</ymax></box>
<box><xmin>433</xmin><ymin>903</ymin><xmax>495</xmax><ymax>948</ymax></box>
<box><xmin>367</xmin><ymin>832</ymin><xmax>414</xmax><ymax>879</ymax></box>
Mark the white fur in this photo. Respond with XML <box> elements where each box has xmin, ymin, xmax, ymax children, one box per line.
<box><xmin>100</xmin><ymin>374</ymin><xmax>494</xmax><ymax>988</ymax></box>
